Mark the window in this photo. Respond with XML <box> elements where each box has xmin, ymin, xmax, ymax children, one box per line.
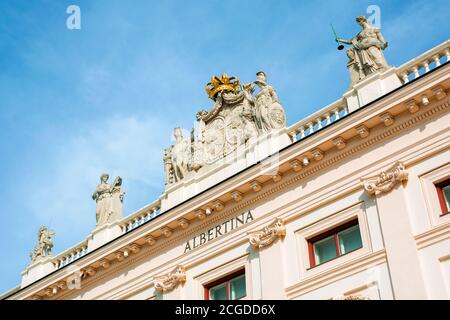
<box><xmin>204</xmin><ymin>269</ymin><xmax>246</xmax><ymax>300</ymax></box>
<box><xmin>308</xmin><ymin>219</ymin><xmax>363</xmax><ymax>268</ymax></box>
<box><xmin>436</xmin><ymin>179</ymin><xmax>450</xmax><ymax>215</ymax></box>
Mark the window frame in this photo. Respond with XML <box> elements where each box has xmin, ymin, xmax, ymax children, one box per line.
<box><xmin>204</xmin><ymin>268</ymin><xmax>246</xmax><ymax>300</ymax></box>
<box><xmin>435</xmin><ymin>178</ymin><xmax>450</xmax><ymax>216</ymax></box>
<box><xmin>307</xmin><ymin>219</ymin><xmax>362</xmax><ymax>268</ymax></box>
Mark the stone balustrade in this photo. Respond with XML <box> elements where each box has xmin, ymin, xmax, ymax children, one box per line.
<box><xmin>287</xmin><ymin>99</ymin><xmax>349</xmax><ymax>142</ymax></box>
<box><xmin>397</xmin><ymin>39</ymin><xmax>449</xmax><ymax>84</ymax></box>
<box><xmin>119</xmin><ymin>200</ymin><xmax>162</xmax><ymax>234</ymax></box>
<box><xmin>53</xmin><ymin>240</ymin><xmax>88</xmax><ymax>269</ymax></box>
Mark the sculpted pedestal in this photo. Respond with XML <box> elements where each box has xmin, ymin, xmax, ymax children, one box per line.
<box><xmin>344</xmin><ymin>67</ymin><xmax>402</xmax><ymax>112</ymax></box>
<box><xmin>21</xmin><ymin>256</ymin><xmax>55</xmax><ymax>288</ymax></box>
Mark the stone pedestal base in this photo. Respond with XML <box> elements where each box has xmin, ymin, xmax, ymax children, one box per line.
<box><xmin>344</xmin><ymin>68</ymin><xmax>402</xmax><ymax>113</ymax></box>
<box><xmin>87</xmin><ymin>223</ymin><xmax>123</xmax><ymax>251</ymax></box>
<box><xmin>21</xmin><ymin>256</ymin><xmax>55</xmax><ymax>288</ymax></box>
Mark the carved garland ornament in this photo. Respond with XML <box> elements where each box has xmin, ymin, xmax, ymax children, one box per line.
<box><xmin>361</xmin><ymin>161</ymin><xmax>408</xmax><ymax>196</ymax></box>
<box><xmin>154</xmin><ymin>265</ymin><xmax>186</xmax><ymax>293</ymax></box>
<box><xmin>248</xmin><ymin>218</ymin><xmax>286</xmax><ymax>249</ymax></box>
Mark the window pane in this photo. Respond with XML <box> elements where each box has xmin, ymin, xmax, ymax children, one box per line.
<box><xmin>338</xmin><ymin>224</ymin><xmax>362</xmax><ymax>255</ymax></box>
<box><xmin>230</xmin><ymin>275</ymin><xmax>246</xmax><ymax>300</ymax></box>
<box><xmin>442</xmin><ymin>185</ymin><xmax>450</xmax><ymax>212</ymax></box>
<box><xmin>313</xmin><ymin>235</ymin><xmax>337</xmax><ymax>265</ymax></box>
<box><xmin>209</xmin><ymin>283</ymin><xmax>227</xmax><ymax>300</ymax></box>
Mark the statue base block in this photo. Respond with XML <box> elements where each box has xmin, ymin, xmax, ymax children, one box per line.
<box><xmin>87</xmin><ymin>223</ymin><xmax>122</xmax><ymax>251</ymax></box>
<box><xmin>160</xmin><ymin>130</ymin><xmax>291</xmax><ymax>212</ymax></box>
<box><xmin>21</xmin><ymin>256</ymin><xmax>55</xmax><ymax>288</ymax></box>
<box><xmin>344</xmin><ymin>67</ymin><xmax>402</xmax><ymax>112</ymax></box>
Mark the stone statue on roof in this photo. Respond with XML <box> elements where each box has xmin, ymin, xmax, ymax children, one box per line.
<box><xmin>337</xmin><ymin>15</ymin><xmax>390</xmax><ymax>86</ymax></box>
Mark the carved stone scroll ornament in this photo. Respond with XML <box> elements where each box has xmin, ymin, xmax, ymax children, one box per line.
<box><xmin>248</xmin><ymin>218</ymin><xmax>286</xmax><ymax>249</ymax></box>
<box><xmin>30</xmin><ymin>226</ymin><xmax>56</xmax><ymax>263</ymax></box>
<box><xmin>154</xmin><ymin>265</ymin><xmax>186</xmax><ymax>293</ymax></box>
<box><xmin>361</xmin><ymin>161</ymin><xmax>408</xmax><ymax>196</ymax></box>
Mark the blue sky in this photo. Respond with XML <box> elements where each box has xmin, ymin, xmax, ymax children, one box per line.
<box><xmin>0</xmin><ymin>0</ymin><xmax>448</xmax><ymax>294</ymax></box>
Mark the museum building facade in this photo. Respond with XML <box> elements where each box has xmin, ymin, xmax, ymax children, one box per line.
<box><xmin>2</xmin><ymin>27</ymin><xmax>450</xmax><ymax>300</ymax></box>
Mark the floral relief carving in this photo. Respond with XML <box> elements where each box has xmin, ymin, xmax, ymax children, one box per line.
<box><xmin>248</xmin><ymin>218</ymin><xmax>286</xmax><ymax>249</ymax></box>
<box><xmin>361</xmin><ymin>161</ymin><xmax>408</xmax><ymax>196</ymax></box>
<box><xmin>154</xmin><ymin>265</ymin><xmax>186</xmax><ymax>293</ymax></box>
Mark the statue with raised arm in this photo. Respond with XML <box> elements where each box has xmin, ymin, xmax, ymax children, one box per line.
<box><xmin>30</xmin><ymin>226</ymin><xmax>55</xmax><ymax>263</ymax></box>
<box><xmin>336</xmin><ymin>15</ymin><xmax>389</xmax><ymax>81</ymax></box>
<box><xmin>92</xmin><ymin>173</ymin><xmax>124</xmax><ymax>227</ymax></box>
